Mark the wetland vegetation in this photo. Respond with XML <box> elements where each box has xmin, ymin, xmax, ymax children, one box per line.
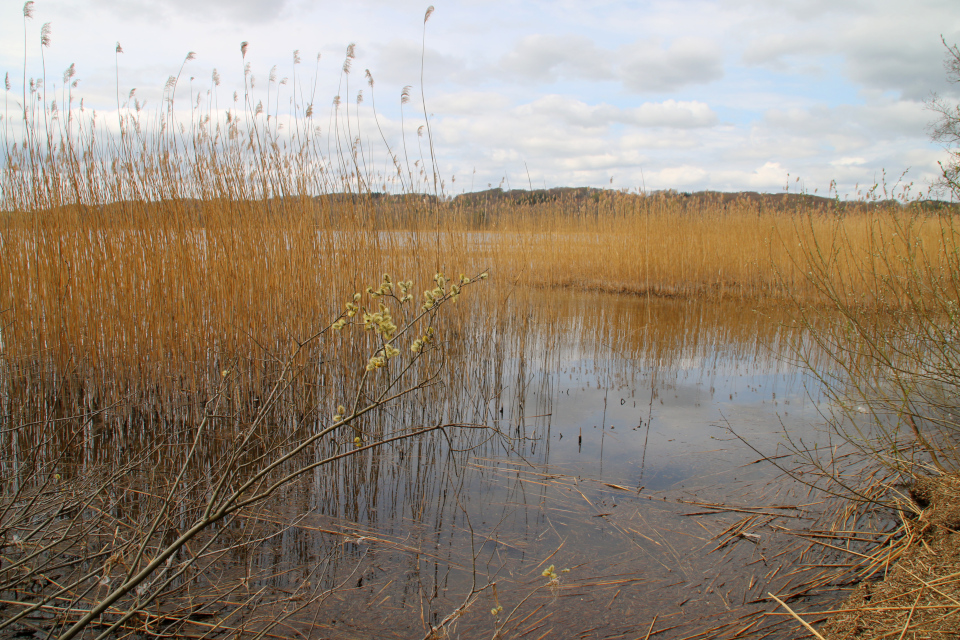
<box><xmin>3</xmin><ymin>5</ymin><xmax>960</xmax><ymax>639</ymax></box>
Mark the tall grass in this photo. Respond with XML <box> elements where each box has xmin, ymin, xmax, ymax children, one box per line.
<box><xmin>4</xmin><ymin>180</ymin><xmax>957</xmax><ymax>407</ymax></box>
<box><xmin>1</xmin><ymin>25</ymin><xmax>954</xmax><ymax>401</ymax></box>
<box><xmin>451</xmin><ymin>190</ymin><xmax>958</xmax><ymax>302</ymax></box>
<box><xmin>2</xmin><ymin>9</ymin><xmax>960</xmax><ymax>637</ymax></box>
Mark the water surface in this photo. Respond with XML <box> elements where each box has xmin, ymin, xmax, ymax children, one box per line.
<box><xmin>244</xmin><ymin>291</ymin><xmax>840</xmax><ymax>638</ymax></box>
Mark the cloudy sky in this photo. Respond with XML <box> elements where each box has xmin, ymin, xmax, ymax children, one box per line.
<box><xmin>1</xmin><ymin>0</ymin><xmax>958</xmax><ymax>197</ymax></box>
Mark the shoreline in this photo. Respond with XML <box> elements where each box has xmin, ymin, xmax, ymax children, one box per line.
<box><xmin>783</xmin><ymin>474</ymin><xmax>960</xmax><ymax>639</ymax></box>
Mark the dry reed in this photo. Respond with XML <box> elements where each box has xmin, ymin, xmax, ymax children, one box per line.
<box><xmin>3</xmin><ymin>8</ymin><xmax>960</xmax><ymax>638</ymax></box>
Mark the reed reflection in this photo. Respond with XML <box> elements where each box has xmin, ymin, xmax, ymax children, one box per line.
<box><xmin>2</xmin><ymin>284</ymin><xmax>837</xmax><ymax>639</ymax></box>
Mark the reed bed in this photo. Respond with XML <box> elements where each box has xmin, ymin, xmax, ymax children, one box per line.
<box><xmin>0</xmin><ymin>6</ymin><xmax>955</xmax><ymax>413</ymax></box>
<box><xmin>5</xmin><ymin>182</ymin><xmax>959</xmax><ymax>407</ymax></box>
<box><xmin>451</xmin><ymin>191</ymin><xmax>960</xmax><ymax>303</ymax></box>
<box><xmin>3</xmin><ymin>10</ymin><xmax>960</xmax><ymax>638</ymax></box>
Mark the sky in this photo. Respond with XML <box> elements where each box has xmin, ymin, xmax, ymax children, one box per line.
<box><xmin>1</xmin><ymin>0</ymin><xmax>959</xmax><ymax>198</ymax></box>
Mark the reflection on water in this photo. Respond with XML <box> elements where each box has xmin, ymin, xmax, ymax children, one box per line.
<box><xmin>2</xmin><ymin>289</ymin><xmax>844</xmax><ymax>638</ymax></box>
<box><xmin>236</xmin><ymin>291</ymin><xmax>835</xmax><ymax>638</ymax></box>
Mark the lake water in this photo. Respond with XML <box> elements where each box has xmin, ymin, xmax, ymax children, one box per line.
<box><xmin>228</xmin><ymin>290</ymin><xmax>848</xmax><ymax>639</ymax></box>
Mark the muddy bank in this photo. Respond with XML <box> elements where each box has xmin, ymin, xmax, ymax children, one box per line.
<box><xmin>816</xmin><ymin>475</ymin><xmax>960</xmax><ymax>639</ymax></box>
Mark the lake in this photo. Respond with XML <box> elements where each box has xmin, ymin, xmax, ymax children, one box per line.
<box><xmin>201</xmin><ymin>289</ymin><xmax>853</xmax><ymax>639</ymax></box>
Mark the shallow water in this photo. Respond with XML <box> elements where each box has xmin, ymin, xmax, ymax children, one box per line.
<box><xmin>1</xmin><ymin>288</ymin><xmax>855</xmax><ymax>639</ymax></box>
<box><xmin>233</xmin><ymin>291</ymin><xmax>840</xmax><ymax>639</ymax></box>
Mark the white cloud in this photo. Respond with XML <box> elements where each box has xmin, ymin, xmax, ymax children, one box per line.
<box><xmin>620</xmin><ymin>37</ymin><xmax>725</xmax><ymax>92</ymax></box>
<box><xmin>371</xmin><ymin>40</ymin><xmax>471</xmax><ymax>87</ymax></box>
<box><xmin>1</xmin><ymin>0</ymin><xmax>957</xmax><ymax>196</ymax></box>
<box><xmin>741</xmin><ymin>33</ymin><xmax>830</xmax><ymax>70</ymax></box>
<box><xmin>763</xmin><ymin>101</ymin><xmax>930</xmax><ymax>141</ymax></box>
<box><xmin>734</xmin><ymin>0</ymin><xmax>960</xmax><ymax>100</ymax></box>
<box><xmin>842</xmin><ymin>22</ymin><xmax>958</xmax><ymax>100</ymax></box>
<box><xmin>830</xmin><ymin>157</ymin><xmax>867</xmax><ymax>167</ymax></box>
<box><xmin>631</xmin><ymin>100</ymin><xmax>719</xmax><ymax>127</ymax></box>
<box><xmin>744</xmin><ymin>161</ymin><xmax>790</xmax><ymax>187</ymax></box>
<box><xmin>620</xmin><ymin>131</ymin><xmax>701</xmax><ymax>150</ymax></box>
<box><xmin>72</xmin><ymin>0</ymin><xmax>291</xmax><ymax>23</ymax></box>
<box><xmin>517</xmin><ymin>95</ymin><xmax>718</xmax><ymax>129</ymax></box>
<box><xmin>429</xmin><ymin>91</ymin><xmax>511</xmax><ymax>115</ymax></box>
<box><xmin>493</xmin><ymin>34</ymin><xmax>724</xmax><ymax>93</ymax></box>
<box><xmin>652</xmin><ymin>165</ymin><xmax>709</xmax><ymax>187</ymax></box>
<box><xmin>499</xmin><ymin>34</ymin><xmax>614</xmax><ymax>82</ymax></box>
<box><xmin>653</xmin><ymin>161</ymin><xmax>789</xmax><ymax>192</ymax></box>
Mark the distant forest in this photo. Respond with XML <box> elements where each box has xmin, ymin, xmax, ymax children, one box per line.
<box><xmin>450</xmin><ymin>186</ymin><xmax>955</xmax><ymax>212</ymax></box>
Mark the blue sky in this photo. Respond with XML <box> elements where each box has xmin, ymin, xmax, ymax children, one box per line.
<box><xmin>2</xmin><ymin>0</ymin><xmax>958</xmax><ymax>197</ymax></box>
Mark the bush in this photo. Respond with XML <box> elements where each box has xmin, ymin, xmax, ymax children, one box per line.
<box><xmin>928</xmin><ymin>38</ymin><xmax>960</xmax><ymax>200</ymax></box>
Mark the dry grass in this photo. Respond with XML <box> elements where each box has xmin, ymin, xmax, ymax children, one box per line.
<box><xmin>3</xmin><ymin>17</ymin><xmax>960</xmax><ymax>639</ymax></box>
<box><xmin>456</xmin><ymin>191</ymin><xmax>959</xmax><ymax>302</ymax></box>
<box><xmin>2</xmin><ymin>31</ymin><xmax>957</xmax><ymax>403</ymax></box>
<box><xmin>4</xmin><ymin>188</ymin><xmax>958</xmax><ymax>404</ymax></box>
